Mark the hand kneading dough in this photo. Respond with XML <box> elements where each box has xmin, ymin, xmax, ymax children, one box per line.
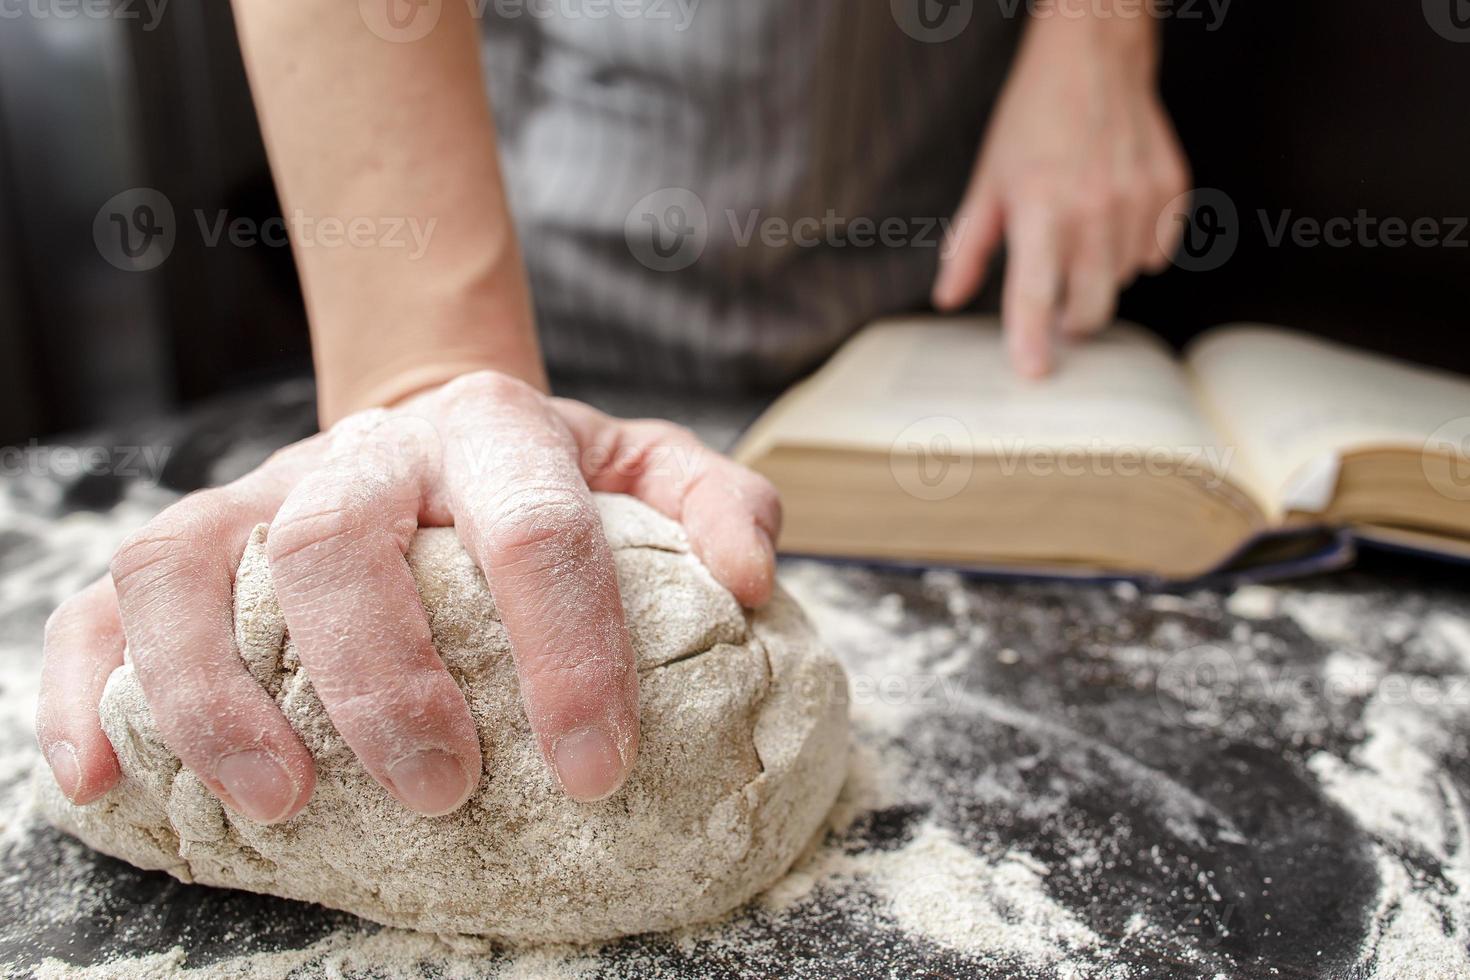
<box><xmin>36</xmin><ymin>494</ymin><xmax>849</xmax><ymax>944</ymax></box>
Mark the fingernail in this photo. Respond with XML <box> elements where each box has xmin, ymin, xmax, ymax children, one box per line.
<box><xmin>748</xmin><ymin>526</ymin><xmax>778</xmax><ymax>606</ymax></box>
<box><xmin>387</xmin><ymin>749</ymin><xmax>471</xmax><ymax>817</ymax></box>
<box><xmin>754</xmin><ymin>525</ymin><xmax>776</xmax><ymax>566</ymax></box>
<box><xmin>552</xmin><ymin>726</ymin><xmax>625</xmax><ymax>803</ymax></box>
<box><xmin>47</xmin><ymin>742</ymin><xmax>81</xmax><ymax>801</ymax></box>
<box><xmin>216</xmin><ymin>750</ymin><xmax>298</xmax><ymax>824</ymax></box>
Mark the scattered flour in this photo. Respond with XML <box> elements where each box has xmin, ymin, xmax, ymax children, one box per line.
<box><xmin>8</xmin><ymin>530</ymin><xmax>1470</xmax><ymax>978</ymax></box>
<box><xmin>1225</xmin><ymin>585</ymin><xmax>1279</xmax><ymax>621</ymax></box>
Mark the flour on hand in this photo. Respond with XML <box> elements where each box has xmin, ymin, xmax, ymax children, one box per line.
<box><xmin>34</xmin><ymin>494</ymin><xmax>850</xmax><ymax>945</ymax></box>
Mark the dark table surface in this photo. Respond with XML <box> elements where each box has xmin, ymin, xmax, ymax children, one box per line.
<box><xmin>1</xmin><ymin>380</ymin><xmax>1468</xmax><ymax>979</ymax></box>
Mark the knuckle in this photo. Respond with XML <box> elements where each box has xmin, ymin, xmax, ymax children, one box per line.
<box><xmin>1115</xmin><ymin>177</ymin><xmax>1148</xmax><ymax>213</ymax></box>
<box><xmin>323</xmin><ymin>668</ymin><xmax>453</xmax><ymax>735</ymax></box>
<box><xmin>111</xmin><ymin>492</ymin><xmax>234</xmax><ymax>595</ymax></box>
<box><xmin>267</xmin><ymin>502</ymin><xmax>369</xmax><ymax>575</ymax></box>
<box><xmin>484</xmin><ymin>486</ymin><xmax>601</xmax><ymax>565</ymax></box>
<box><xmin>624</xmin><ymin>421</ymin><xmax>702</xmax><ymax>479</ymax></box>
<box><xmin>42</xmin><ymin>592</ymin><xmax>90</xmax><ymax>645</ymax></box>
<box><xmin>641</xmin><ymin>419</ymin><xmax>697</xmax><ymax>445</ymax></box>
<box><xmin>444</xmin><ymin>370</ymin><xmax>540</xmax><ymax>411</ymax></box>
<box><xmin>520</xmin><ymin>649</ymin><xmax>627</xmax><ymax>694</ymax></box>
<box><xmin>1072</xmin><ymin>188</ymin><xmax>1114</xmax><ymax>223</ymax></box>
<box><xmin>111</xmin><ymin>528</ymin><xmax>195</xmax><ymax>599</ymax></box>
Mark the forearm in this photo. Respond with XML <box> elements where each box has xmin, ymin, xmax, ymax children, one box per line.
<box><xmin>230</xmin><ymin>0</ymin><xmax>545</xmax><ymax>426</ymax></box>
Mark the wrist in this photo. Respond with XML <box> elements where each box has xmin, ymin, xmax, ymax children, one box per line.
<box><xmin>340</xmin><ymin>356</ymin><xmax>544</xmax><ymax>419</ymax></box>
<box><xmin>310</xmin><ymin>244</ymin><xmax>548</xmax><ymax>426</ymax></box>
<box><xmin>1024</xmin><ymin>1</ymin><xmax>1161</xmax><ymax>76</ymax></box>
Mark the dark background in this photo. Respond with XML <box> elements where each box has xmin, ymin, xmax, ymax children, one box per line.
<box><xmin>0</xmin><ymin>0</ymin><xmax>1466</xmax><ymax>445</ymax></box>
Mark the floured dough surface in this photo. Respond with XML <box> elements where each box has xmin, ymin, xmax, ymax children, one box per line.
<box><xmin>36</xmin><ymin>495</ymin><xmax>849</xmax><ymax>944</ymax></box>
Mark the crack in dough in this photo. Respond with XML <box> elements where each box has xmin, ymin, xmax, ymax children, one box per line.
<box><xmin>34</xmin><ymin>494</ymin><xmax>850</xmax><ymax>944</ymax></box>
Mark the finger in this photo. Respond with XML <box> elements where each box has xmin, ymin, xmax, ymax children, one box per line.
<box><xmin>1146</xmin><ymin>126</ymin><xmax>1192</xmax><ymax>273</ymax></box>
<box><xmin>1148</xmin><ymin>179</ymin><xmax>1190</xmax><ymax>273</ymax></box>
<box><xmin>552</xmin><ymin>401</ymin><xmax>782</xmax><ymax>608</ymax></box>
<box><xmin>1061</xmin><ymin>217</ymin><xmax>1118</xmax><ymax>339</ymax></box>
<box><xmin>111</xmin><ymin>480</ymin><xmax>318</xmax><ymax>825</ymax></box>
<box><xmin>441</xmin><ymin>374</ymin><xmax>639</xmax><ymax>804</ymax></box>
<box><xmin>1111</xmin><ymin>177</ymin><xmax>1148</xmax><ymax>288</ymax></box>
<box><xmin>267</xmin><ymin>412</ymin><xmax>482</xmax><ymax>817</ymax></box>
<box><xmin>36</xmin><ymin>577</ymin><xmax>125</xmax><ymax>805</ymax></box>
<box><xmin>932</xmin><ymin>175</ymin><xmax>1004</xmax><ymax>311</ymax></box>
<box><xmin>1002</xmin><ymin>199</ymin><xmax>1063</xmax><ymax>378</ymax></box>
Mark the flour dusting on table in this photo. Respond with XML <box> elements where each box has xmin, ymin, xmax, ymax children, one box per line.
<box><xmin>3</xmin><ymin>429</ymin><xmax>1470</xmax><ymax>977</ymax></box>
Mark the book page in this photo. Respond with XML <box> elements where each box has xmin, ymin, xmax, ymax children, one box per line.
<box><xmin>1186</xmin><ymin>325</ymin><xmax>1470</xmax><ymax>517</ymax></box>
<box><xmin>738</xmin><ymin>316</ymin><xmax>1242</xmax><ymax>496</ymax></box>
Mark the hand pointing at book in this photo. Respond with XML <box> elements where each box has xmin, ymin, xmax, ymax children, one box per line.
<box><xmin>932</xmin><ymin>9</ymin><xmax>1190</xmax><ymax>379</ymax></box>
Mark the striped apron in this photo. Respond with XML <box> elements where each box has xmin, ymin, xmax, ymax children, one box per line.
<box><xmin>481</xmin><ymin>0</ymin><xmax>1021</xmax><ymax>389</ymax></box>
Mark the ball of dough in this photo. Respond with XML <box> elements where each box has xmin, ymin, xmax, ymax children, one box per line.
<box><xmin>36</xmin><ymin>495</ymin><xmax>849</xmax><ymax>944</ymax></box>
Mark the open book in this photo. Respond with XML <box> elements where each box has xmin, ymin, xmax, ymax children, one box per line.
<box><xmin>734</xmin><ymin>317</ymin><xmax>1470</xmax><ymax>582</ymax></box>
